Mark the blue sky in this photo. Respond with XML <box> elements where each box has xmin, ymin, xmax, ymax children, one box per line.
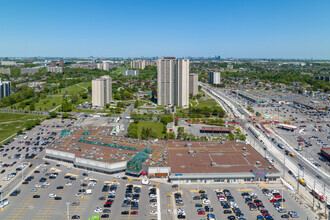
<box><xmin>0</xmin><ymin>0</ymin><xmax>329</xmax><ymax>59</ymax></box>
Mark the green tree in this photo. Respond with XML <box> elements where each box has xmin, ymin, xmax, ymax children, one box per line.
<box><xmin>49</xmin><ymin>111</ymin><xmax>57</xmax><ymax>118</ymax></box>
<box><xmin>62</xmin><ymin>113</ymin><xmax>69</xmax><ymax>118</ymax></box>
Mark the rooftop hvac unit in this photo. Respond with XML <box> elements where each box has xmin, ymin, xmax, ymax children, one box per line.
<box><xmin>211</xmin><ymin>161</ymin><xmax>217</xmax><ymax>166</ymax></box>
<box><xmin>255</xmin><ymin>161</ymin><xmax>261</xmax><ymax>165</ymax></box>
<box><xmin>185</xmin><ymin>143</ymin><xmax>192</xmax><ymax>147</ymax></box>
<box><xmin>242</xmin><ymin>147</ymin><xmax>247</xmax><ymax>151</ymax></box>
<box><xmin>243</xmin><ymin>153</ymin><xmax>247</xmax><ymax>157</ymax></box>
<box><xmin>221</xmin><ymin>141</ymin><xmax>224</xmax><ymax>144</ymax></box>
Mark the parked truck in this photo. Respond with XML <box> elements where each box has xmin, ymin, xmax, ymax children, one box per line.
<box><xmin>312</xmin><ymin>190</ymin><xmax>325</xmax><ymax>203</ymax></box>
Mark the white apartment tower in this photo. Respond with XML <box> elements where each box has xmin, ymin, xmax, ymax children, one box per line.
<box><xmin>92</xmin><ymin>75</ymin><xmax>112</xmax><ymax>107</ymax></box>
<box><xmin>189</xmin><ymin>73</ymin><xmax>198</xmax><ymax>96</ymax></box>
<box><xmin>130</xmin><ymin>60</ymin><xmax>146</xmax><ymax>69</ymax></box>
<box><xmin>209</xmin><ymin>71</ymin><xmax>221</xmax><ymax>85</ymax></box>
<box><xmin>157</xmin><ymin>57</ymin><xmax>189</xmax><ymax>108</ymax></box>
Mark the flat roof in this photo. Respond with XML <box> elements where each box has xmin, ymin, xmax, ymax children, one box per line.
<box><xmin>167</xmin><ymin>140</ymin><xmax>277</xmax><ymax>174</ymax></box>
<box><xmin>201</xmin><ymin>127</ymin><xmax>233</xmax><ymax>132</ymax></box>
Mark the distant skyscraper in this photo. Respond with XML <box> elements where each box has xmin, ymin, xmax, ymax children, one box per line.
<box><xmin>189</xmin><ymin>74</ymin><xmax>198</xmax><ymax>96</ymax></box>
<box><xmin>209</xmin><ymin>72</ymin><xmax>221</xmax><ymax>85</ymax></box>
<box><xmin>157</xmin><ymin>57</ymin><xmax>189</xmax><ymax>108</ymax></box>
<box><xmin>131</xmin><ymin>60</ymin><xmax>146</xmax><ymax>69</ymax></box>
<box><xmin>92</xmin><ymin>75</ymin><xmax>112</xmax><ymax>107</ymax></box>
<box><xmin>59</xmin><ymin>60</ymin><xmax>64</xmax><ymax>67</ymax></box>
<box><xmin>0</xmin><ymin>78</ymin><xmax>11</xmax><ymax>100</ymax></box>
<box><xmin>50</xmin><ymin>61</ymin><xmax>56</xmax><ymax>67</ymax></box>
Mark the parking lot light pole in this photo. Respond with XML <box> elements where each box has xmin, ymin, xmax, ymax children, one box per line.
<box><xmin>66</xmin><ymin>202</ymin><xmax>69</xmax><ymax>220</ymax></box>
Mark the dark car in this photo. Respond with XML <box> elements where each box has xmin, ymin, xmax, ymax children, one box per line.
<box><xmin>54</xmin><ymin>197</ymin><xmax>62</xmax><ymax>200</ymax></box>
<box><xmin>288</xmin><ymin>170</ymin><xmax>293</xmax><ymax>175</ymax></box>
<box><xmin>57</xmin><ymin>186</ymin><xmax>64</xmax><ymax>189</ymax></box>
<box><xmin>33</xmin><ymin>195</ymin><xmax>40</xmax><ymax>198</ymax></box>
<box><xmin>72</xmin><ymin>215</ymin><xmax>80</xmax><ymax>219</ymax></box>
<box><xmin>103</xmin><ymin>209</ymin><xmax>111</xmax><ymax>213</ymax></box>
<box><xmin>99</xmin><ymin>197</ymin><xmax>106</xmax><ymax>200</ymax></box>
<box><xmin>121</xmin><ymin>211</ymin><xmax>129</xmax><ymax>215</ymax></box>
<box><xmin>281</xmin><ymin>214</ymin><xmax>290</xmax><ymax>218</ymax></box>
<box><xmin>101</xmin><ymin>214</ymin><xmax>109</xmax><ymax>218</ymax></box>
<box><xmin>82</xmin><ymin>173</ymin><xmax>88</xmax><ymax>176</ymax></box>
<box><xmin>224</xmin><ymin>210</ymin><xmax>232</xmax><ymax>214</ymax></box>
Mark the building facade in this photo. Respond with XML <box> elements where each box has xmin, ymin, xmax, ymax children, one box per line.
<box><xmin>0</xmin><ymin>61</ymin><xmax>16</xmax><ymax>66</ymax></box>
<box><xmin>0</xmin><ymin>67</ymin><xmax>10</xmax><ymax>75</ymax></box>
<box><xmin>50</xmin><ymin>61</ymin><xmax>56</xmax><ymax>67</ymax></box>
<box><xmin>123</xmin><ymin>70</ymin><xmax>139</xmax><ymax>76</ymax></box>
<box><xmin>0</xmin><ymin>79</ymin><xmax>11</xmax><ymax>100</ymax></box>
<box><xmin>209</xmin><ymin>71</ymin><xmax>221</xmax><ymax>85</ymax></box>
<box><xmin>157</xmin><ymin>57</ymin><xmax>189</xmax><ymax>108</ymax></box>
<box><xmin>92</xmin><ymin>75</ymin><xmax>112</xmax><ymax>107</ymax></box>
<box><xmin>130</xmin><ymin>60</ymin><xmax>146</xmax><ymax>69</ymax></box>
<box><xmin>59</xmin><ymin>60</ymin><xmax>64</xmax><ymax>67</ymax></box>
<box><xmin>46</xmin><ymin>67</ymin><xmax>63</xmax><ymax>73</ymax></box>
<box><xmin>189</xmin><ymin>73</ymin><xmax>198</xmax><ymax>96</ymax></box>
<box><xmin>21</xmin><ymin>67</ymin><xmax>42</xmax><ymax>75</ymax></box>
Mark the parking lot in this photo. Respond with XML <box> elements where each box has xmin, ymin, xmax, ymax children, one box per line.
<box><xmin>167</xmin><ymin>184</ymin><xmax>313</xmax><ymax>220</ymax></box>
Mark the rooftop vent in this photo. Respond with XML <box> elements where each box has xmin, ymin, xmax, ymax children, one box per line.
<box><xmin>242</xmin><ymin>147</ymin><xmax>247</xmax><ymax>151</ymax></box>
<box><xmin>185</xmin><ymin>143</ymin><xmax>192</xmax><ymax>147</ymax></box>
<box><xmin>211</xmin><ymin>161</ymin><xmax>217</xmax><ymax>166</ymax></box>
<box><xmin>255</xmin><ymin>161</ymin><xmax>261</xmax><ymax>166</ymax></box>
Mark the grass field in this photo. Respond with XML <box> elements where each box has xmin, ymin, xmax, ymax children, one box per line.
<box><xmin>58</xmin><ymin>82</ymin><xmax>90</xmax><ymax>95</ymax></box>
<box><xmin>0</xmin><ymin>113</ymin><xmax>41</xmax><ymax>144</ymax></box>
<box><xmin>190</xmin><ymin>97</ymin><xmax>219</xmax><ymax>108</ymax></box>
<box><xmin>137</xmin><ymin>121</ymin><xmax>164</xmax><ymax>139</ymax></box>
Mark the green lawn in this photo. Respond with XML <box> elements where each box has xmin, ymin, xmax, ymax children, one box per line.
<box><xmin>0</xmin><ymin>113</ymin><xmax>41</xmax><ymax>144</ymax></box>
<box><xmin>137</xmin><ymin>121</ymin><xmax>164</xmax><ymax>139</ymax></box>
<box><xmin>58</xmin><ymin>82</ymin><xmax>90</xmax><ymax>95</ymax></box>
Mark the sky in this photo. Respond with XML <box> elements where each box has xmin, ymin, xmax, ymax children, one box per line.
<box><xmin>0</xmin><ymin>0</ymin><xmax>329</xmax><ymax>59</ymax></box>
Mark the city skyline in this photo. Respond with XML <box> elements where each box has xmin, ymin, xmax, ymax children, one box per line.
<box><xmin>0</xmin><ymin>0</ymin><xmax>329</xmax><ymax>59</ymax></box>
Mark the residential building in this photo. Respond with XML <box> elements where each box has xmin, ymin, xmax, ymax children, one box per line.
<box><xmin>97</xmin><ymin>62</ymin><xmax>110</xmax><ymax>71</ymax></box>
<box><xmin>209</xmin><ymin>71</ymin><xmax>221</xmax><ymax>85</ymax></box>
<box><xmin>189</xmin><ymin>73</ymin><xmax>198</xmax><ymax>96</ymax></box>
<box><xmin>131</xmin><ymin>60</ymin><xmax>146</xmax><ymax>69</ymax></box>
<box><xmin>145</xmin><ymin>60</ymin><xmax>156</xmax><ymax>66</ymax></box>
<box><xmin>123</xmin><ymin>70</ymin><xmax>139</xmax><ymax>76</ymax></box>
<box><xmin>0</xmin><ymin>61</ymin><xmax>16</xmax><ymax>66</ymax></box>
<box><xmin>157</xmin><ymin>57</ymin><xmax>189</xmax><ymax>108</ymax></box>
<box><xmin>0</xmin><ymin>67</ymin><xmax>11</xmax><ymax>75</ymax></box>
<box><xmin>59</xmin><ymin>60</ymin><xmax>64</xmax><ymax>67</ymax></box>
<box><xmin>21</xmin><ymin>67</ymin><xmax>42</xmax><ymax>75</ymax></box>
<box><xmin>0</xmin><ymin>78</ymin><xmax>11</xmax><ymax>100</ymax></box>
<box><xmin>46</xmin><ymin>67</ymin><xmax>63</xmax><ymax>73</ymax></box>
<box><xmin>50</xmin><ymin>61</ymin><xmax>56</xmax><ymax>67</ymax></box>
<box><xmin>92</xmin><ymin>75</ymin><xmax>112</xmax><ymax>107</ymax></box>
<box><xmin>70</xmin><ymin>63</ymin><xmax>97</xmax><ymax>69</ymax></box>
<box><xmin>227</xmin><ymin>64</ymin><xmax>233</xmax><ymax>70</ymax></box>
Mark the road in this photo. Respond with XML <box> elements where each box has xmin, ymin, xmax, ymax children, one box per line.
<box><xmin>199</xmin><ymin>82</ymin><xmax>330</xmax><ymax>207</ymax></box>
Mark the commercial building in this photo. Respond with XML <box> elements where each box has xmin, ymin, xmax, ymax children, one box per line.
<box><xmin>0</xmin><ymin>67</ymin><xmax>10</xmax><ymax>75</ymax></box>
<box><xmin>157</xmin><ymin>57</ymin><xmax>189</xmax><ymax>108</ymax></box>
<box><xmin>209</xmin><ymin>71</ymin><xmax>221</xmax><ymax>85</ymax></box>
<box><xmin>123</xmin><ymin>70</ymin><xmax>139</xmax><ymax>76</ymax></box>
<box><xmin>189</xmin><ymin>73</ymin><xmax>198</xmax><ymax>96</ymax></box>
<box><xmin>21</xmin><ymin>67</ymin><xmax>42</xmax><ymax>75</ymax></box>
<box><xmin>45</xmin><ymin>129</ymin><xmax>280</xmax><ymax>183</ymax></box>
<box><xmin>92</xmin><ymin>75</ymin><xmax>112</xmax><ymax>107</ymax></box>
<box><xmin>0</xmin><ymin>79</ymin><xmax>11</xmax><ymax>100</ymax></box>
<box><xmin>50</xmin><ymin>61</ymin><xmax>56</xmax><ymax>67</ymax></box>
<box><xmin>0</xmin><ymin>61</ymin><xmax>16</xmax><ymax>66</ymax></box>
<box><xmin>59</xmin><ymin>60</ymin><xmax>64</xmax><ymax>67</ymax></box>
<box><xmin>131</xmin><ymin>60</ymin><xmax>146</xmax><ymax>70</ymax></box>
<box><xmin>46</xmin><ymin>67</ymin><xmax>63</xmax><ymax>73</ymax></box>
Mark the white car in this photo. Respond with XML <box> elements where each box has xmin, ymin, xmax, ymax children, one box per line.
<box><xmin>150</xmin><ymin>211</ymin><xmax>157</xmax><ymax>215</ymax></box>
<box><xmin>202</xmin><ymin>199</ymin><xmax>211</xmax><ymax>205</ymax></box>
<box><xmin>49</xmin><ymin>193</ymin><xmax>56</xmax><ymax>198</ymax></box>
<box><xmin>75</xmin><ymin>193</ymin><xmax>83</xmax><ymax>197</ymax></box>
<box><xmin>2</xmin><ymin>177</ymin><xmax>10</xmax><ymax>181</ymax></box>
<box><xmin>94</xmin><ymin>207</ymin><xmax>102</xmax><ymax>213</ymax></box>
<box><xmin>31</xmin><ymin>188</ymin><xmax>38</xmax><ymax>192</ymax></box>
<box><xmin>149</xmin><ymin>203</ymin><xmax>157</xmax><ymax>207</ymax></box>
<box><xmin>35</xmin><ymin>184</ymin><xmax>41</xmax><ymax>188</ymax></box>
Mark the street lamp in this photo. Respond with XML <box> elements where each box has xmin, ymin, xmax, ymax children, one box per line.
<box><xmin>66</xmin><ymin>202</ymin><xmax>70</xmax><ymax>220</ymax></box>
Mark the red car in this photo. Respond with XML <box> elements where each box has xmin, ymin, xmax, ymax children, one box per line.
<box><xmin>198</xmin><ymin>211</ymin><xmax>205</xmax><ymax>215</ymax></box>
<box><xmin>260</xmin><ymin>210</ymin><xmax>269</xmax><ymax>214</ymax></box>
<box><xmin>247</xmin><ymin>202</ymin><xmax>255</xmax><ymax>206</ymax></box>
<box><xmin>130</xmin><ymin>211</ymin><xmax>138</xmax><ymax>215</ymax></box>
<box><xmin>274</xmin><ymin>194</ymin><xmax>282</xmax><ymax>199</ymax></box>
<box><xmin>262</xmin><ymin>212</ymin><xmax>270</xmax><ymax>216</ymax></box>
<box><xmin>270</xmin><ymin>199</ymin><xmax>277</xmax><ymax>203</ymax></box>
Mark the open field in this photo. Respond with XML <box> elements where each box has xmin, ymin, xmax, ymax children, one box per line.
<box><xmin>137</xmin><ymin>121</ymin><xmax>164</xmax><ymax>139</ymax></box>
<box><xmin>0</xmin><ymin>113</ymin><xmax>40</xmax><ymax>144</ymax></box>
<box><xmin>58</xmin><ymin>82</ymin><xmax>90</xmax><ymax>95</ymax></box>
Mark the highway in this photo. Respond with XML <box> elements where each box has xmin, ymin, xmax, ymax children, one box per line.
<box><xmin>199</xmin><ymin>82</ymin><xmax>330</xmax><ymax>206</ymax></box>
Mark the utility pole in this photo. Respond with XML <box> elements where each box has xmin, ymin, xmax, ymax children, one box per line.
<box><xmin>297</xmin><ymin>168</ymin><xmax>300</xmax><ymax>194</ymax></box>
<box><xmin>66</xmin><ymin>202</ymin><xmax>70</xmax><ymax>220</ymax></box>
<box><xmin>313</xmin><ymin>179</ymin><xmax>315</xmax><ymax>210</ymax></box>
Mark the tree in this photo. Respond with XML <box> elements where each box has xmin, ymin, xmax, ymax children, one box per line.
<box><xmin>228</xmin><ymin>132</ymin><xmax>235</xmax><ymax>140</ymax></box>
<box><xmin>160</xmin><ymin>115</ymin><xmax>173</xmax><ymax>124</ymax></box>
<box><xmin>134</xmin><ymin>101</ymin><xmax>139</xmax><ymax>108</ymax></box>
<box><xmin>105</xmin><ymin>103</ymin><xmax>110</xmax><ymax>108</ymax></box>
<box><xmin>49</xmin><ymin>111</ymin><xmax>57</xmax><ymax>118</ymax></box>
<box><xmin>17</xmin><ymin>129</ymin><xmax>23</xmax><ymax>135</ymax></box>
<box><xmin>62</xmin><ymin>113</ymin><xmax>69</xmax><ymax>118</ymax></box>
<box><xmin>29</xmin><ymin>102</ymin><xmax>36</xmax><ymax>111</ymax></box>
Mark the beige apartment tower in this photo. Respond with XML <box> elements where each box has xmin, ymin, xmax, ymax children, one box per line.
<box><xmin>157</xmin><ymin>57</ymin><xmax>189</xmax><ymax>108</ymax></box>
<box><xmin>189</xmin><ymin>73</ymin><xmax>198</xmax><ymax>96</ymax></box>
<box><xmin>92</xmin><ymin>75</ymin><xmax>112</xmax><ymax>107</ymax></box>
<box><xmin>130</xmin><ymin>60</ymin><xmax>146</xmax><ymax>69</ymax></box>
